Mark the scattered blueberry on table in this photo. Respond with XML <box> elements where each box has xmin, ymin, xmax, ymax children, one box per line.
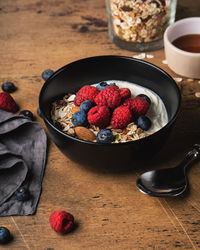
<box><xmin>15</xmin><ymin>186</ymin><xmax>30</xmax><ymax>201</ymax></box>
<box><xmin>37</xmin><ymin>107</ymin><xmax>42</xmax><ymax>117</ymax></box>
<box><xmin>0</xmin><ymin>227</ymin><xmax>11</xmax><ymax>244</ymax></box>
<box><xmin>19</xmin><ymin>110</ymin><xmax>34</xmax><ymax>121</ymax></box>
<box><xmin>1</xmin><ymin>81</ymin><xmax>17</xmax><ymax>93</ymax></box>
<box><xmin>41</xmin><ymin>69</ymin><xmax>54</xmax><ymax>81</ymax></box>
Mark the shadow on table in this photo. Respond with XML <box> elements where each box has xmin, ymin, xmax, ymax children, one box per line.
<box><xmin>138</xmin><ymin>98</ymin><xmax>200</xmax><ymax>173</ymax></box>
<box><xmin>176</xmin><ymin>0</ymin><xmax>200</xmax><ymax>21</ymax></box>
<box><xmin>76</xmin><ymin>99</ymin><xmax>200</xmax><ymax>176</ymax></box>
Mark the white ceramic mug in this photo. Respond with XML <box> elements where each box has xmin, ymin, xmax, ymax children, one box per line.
<box><xmin>164</xmin><ymin>17</ymin><xmax>200</xmax><ymax>79</ymax></box>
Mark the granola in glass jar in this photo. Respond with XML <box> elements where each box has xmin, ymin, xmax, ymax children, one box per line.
<box><xmin>106</xmin><ymin>0</ymin><xmax>177</xmax><ymax>51</ymax></box>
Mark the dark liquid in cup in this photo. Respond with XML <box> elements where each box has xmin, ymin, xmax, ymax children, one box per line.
<box><xmin>172</xmin><ymin>34</ymin><xmax>200</xmax><ymax>53</ymax></box>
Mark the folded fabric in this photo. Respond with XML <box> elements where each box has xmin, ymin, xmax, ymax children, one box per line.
<box><xmin>0</xmin><ymin>109</ymin><xmax>47</xmax><ymax>216</ymax></box>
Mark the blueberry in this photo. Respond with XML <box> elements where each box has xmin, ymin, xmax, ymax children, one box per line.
<box><xmin>41</xmin><ymin>69</ymin><xmax>54</xmax><ymax>81</ymax></box>
<box><xmin>137</xmin><ymin>115</ymin><xmax>152</xmax><ymax>131</ymax></box>
<box><xmin>80</xmin><ymin>100</ymin><xmax>94</xmax><ymax>113</ymax></box>
<box><xmin>19</xmin><ymin>110</ymin><xmax>34</xmax><ymax>120</ymax></box>
<box><xmin>109</xmin><ymin>82</ymin><xmax>117</xmax><ymax>87</ymax></box>
<box><xmin>72</xmin><ymin>111</ymin><xmax>87</xmax><ymax>127</ymax></box>
<box><xmin>1</xmin><ymin>81</ymin><xmax>17</xmax><ymax>93</ymax></box>
<box><xmin>15</xmin><ymin>186</ymin><xmax>30</xmax><ymax>201</ymax></box>
<box><xmin>0</xmin><ymin>227</ymin><xmax>11</xmax><ymax>244</ymax></box>
<box><xmin>96</xmin><ymin>81</ymin><xmax>109</xmax><ymax>91</ymax></box>
<box><xmin>97</xmin><ymin>129</ymin><xmax>114</xmax><ymax>143</ymax></box>
<box><xmin>137</xmin><ymin>94</ymin><xmax>151</xmax><ymax>105</ymax></box>
<box><xmin>37</xmin><ymin>107</ymin><xmax>42</xmax><ymax>117</ymax></box>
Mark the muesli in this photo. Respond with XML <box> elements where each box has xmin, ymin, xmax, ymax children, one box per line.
<box><xmin>109</xmin><ymin>0</ymin><xmax>169</xmax><ymax>43</ymax></box>
<box><xmin>51</xmin><ymin>81</ymin><xmax>168</xmax><ymax>143</ymax></box>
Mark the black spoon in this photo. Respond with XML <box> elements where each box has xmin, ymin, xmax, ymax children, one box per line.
<box><xmin>136</xmin><ymin>144</ymin><xmax>200</xmax><ymax>197</ymax></box>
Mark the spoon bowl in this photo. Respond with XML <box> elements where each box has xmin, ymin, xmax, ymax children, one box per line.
<box><xmin>136</xmin><ymin>168</ymin><xmax>187</xmax><ymax>197</ymax></box>
<box><xmin>136</xmin><ymin>144</ymin><xmax>200</xmax><ymax>197</ymax></box>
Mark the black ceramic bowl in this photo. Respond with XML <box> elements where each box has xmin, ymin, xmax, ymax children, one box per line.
<box><xmin>39</xmin><ymin>56</ymin><xmax>181</xmax><ymax>170</ymax></box>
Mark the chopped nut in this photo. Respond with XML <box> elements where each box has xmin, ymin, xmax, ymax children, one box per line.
<box><xmin>75</xmin><ymin>126</ymin><xmax>96</xmax><ymax>142</ymax></box>
<box><xmin>68</xmin><ymin>128</ymin><xmax>75</xmax><ymax>135</ymax></box>
<box><xmin>121</xmin><ymin>6</ymin><xmax>133</xmax><ymax>11</ymax></box>
<box><xmin>71</xmin><ymin>106</ymin><xmax>80</xmax><ymax>115</ymax></box>
<box><xmin>136</xmin><ymin>128</ymin><xmax>143</xmax><ymax>134</ymax></box>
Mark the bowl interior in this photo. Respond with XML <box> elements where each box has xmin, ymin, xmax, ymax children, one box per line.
<box><xmin>167</xmin><ymin>17</ymin><xmax>200</xmax><ymax>43</ymax></box>
<box><xmin>39</xmin><ymin>56</ymin><xmax>181</xmax><ymax>132</ymax></box>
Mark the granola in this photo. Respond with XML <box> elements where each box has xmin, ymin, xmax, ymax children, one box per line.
<box><xmin>109</xmin><ymin>0</ymin><xmax>170</xmax><ymax>43</ymax></box>
<box><xmin>51</xmin><ymin>80</ymin><xmax>168</xmax><ymax>143</ymax></box>
<box><xmin>51</xmin><ymin>94</ymin><xmax>149</xmax><ymax>143</ymax></box>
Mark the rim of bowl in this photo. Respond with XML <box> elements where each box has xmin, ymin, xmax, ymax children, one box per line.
<box><xmin>39</xmin><ymin>55</ymin><xmax>181</xmax><ymax>146</ymax></box>
<box><xmin>164</xmin><ymin>17</ymin><xmax>200</xmax><ymax>56</ymax></box>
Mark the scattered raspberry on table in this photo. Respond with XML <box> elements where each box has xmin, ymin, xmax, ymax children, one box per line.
<box><xmin>49</xmin><ymin>211</ymin><xmax>74</xmax><ymax>234</ymax></box>
<box><xmin>0</xmin><ymin>92</ymin><xmax>18</xmax><ymax>113</ymax></box>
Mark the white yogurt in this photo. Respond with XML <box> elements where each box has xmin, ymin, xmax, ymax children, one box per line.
<box><xmin>106</xmin><ymin>80</ymin><xmax>168</xmax><ymax>134</ymax></box>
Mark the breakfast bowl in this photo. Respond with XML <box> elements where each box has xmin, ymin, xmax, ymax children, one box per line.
<box><xmin>39</xmin><ymin>56</ymin><xmax>181</xmax><ymax>171</ymax></box>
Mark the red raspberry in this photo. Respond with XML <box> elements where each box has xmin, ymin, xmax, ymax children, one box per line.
<box><xmin>49</xmin><ymin>211</ymin><xmax>74</xmax><ymax>234</ymax></box>
<box><xmin>94</xmin><ymin>86</ymin><xmax>121</xmax><ymax>109</ymax></box>
<box><xmin>0</xmin><ymin>92</ymin><xmax>18</xmax><ymax>113</ymax></box>
<box><xmin>123</xmin><ymin>98</ymin><xmax>134</xmax><ymax>109</ymax></box>
<box><xmin>111</xmin><ymin>106</ymin><xmax>132</xmax><ymax>129</ymax></box>
<box><xmin>74</xmin><ymin>85</ymin><xmax>99</xmax><ymax>106</ymax></box>
<box><xmin>87</xmin><ymin>105</ymin><xmax>110</xmax><ymax>128</ymax></box>
<box><xmin>119</xmin><ymin>88</ymin><xmax>131</xmax><ymax>100</ymax></box>
<box><xmin>123</xmin><ymin>97</ymin><xmax>149</xmax><ymax>116</ymax></box>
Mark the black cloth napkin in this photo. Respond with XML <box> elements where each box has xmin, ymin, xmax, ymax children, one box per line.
<box><xmin>0</xmin><ymin>109</ymin><xmax>47</xmax><ymax>216</ymax></box>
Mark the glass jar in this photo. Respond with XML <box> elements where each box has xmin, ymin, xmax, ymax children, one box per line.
<box><xmin>106</xmin><ymin>0</ymin><xmax>178</xmax><ymax>51</ymax></box>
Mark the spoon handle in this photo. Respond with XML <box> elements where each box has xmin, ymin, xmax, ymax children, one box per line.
<box><xmin>177</xmin><ymin>144</ymin><xmax>200</xmax><ymax>170</ymax></box>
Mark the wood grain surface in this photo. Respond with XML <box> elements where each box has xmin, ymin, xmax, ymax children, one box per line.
<box><xmin>0</xmin><ymin>0</ymin><xmax>200</xmax><ymax>249</ymax></box>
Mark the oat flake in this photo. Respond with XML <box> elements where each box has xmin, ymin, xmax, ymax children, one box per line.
<box><xmin>146</xmin><ymin>54</ymin><xmax>154</xmax><ymax>59</ymax></box>
<box><xmin>195</xmin><ymin>92</ymin><xmax>200</xmax><ymax>98</ymax></box>
<box><xmin>162</xmin><ymin>59</ymin><xmax>168</xmax><ymax>64</ymax></box>
<box><xmin>133</xmin><ymin>53</ymin><xmax>146</xmax><ymax>59</ymax></box>
<box><xmin>173</xmin><ymin>77</ymin><xmax>183</xmax><ymax>83</ymax></box>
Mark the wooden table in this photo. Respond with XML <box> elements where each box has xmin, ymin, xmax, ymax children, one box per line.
<box><xmin>1</xmin><ymin>0</ymin><xmax>200</xmax><ymax>249</ymax></box>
